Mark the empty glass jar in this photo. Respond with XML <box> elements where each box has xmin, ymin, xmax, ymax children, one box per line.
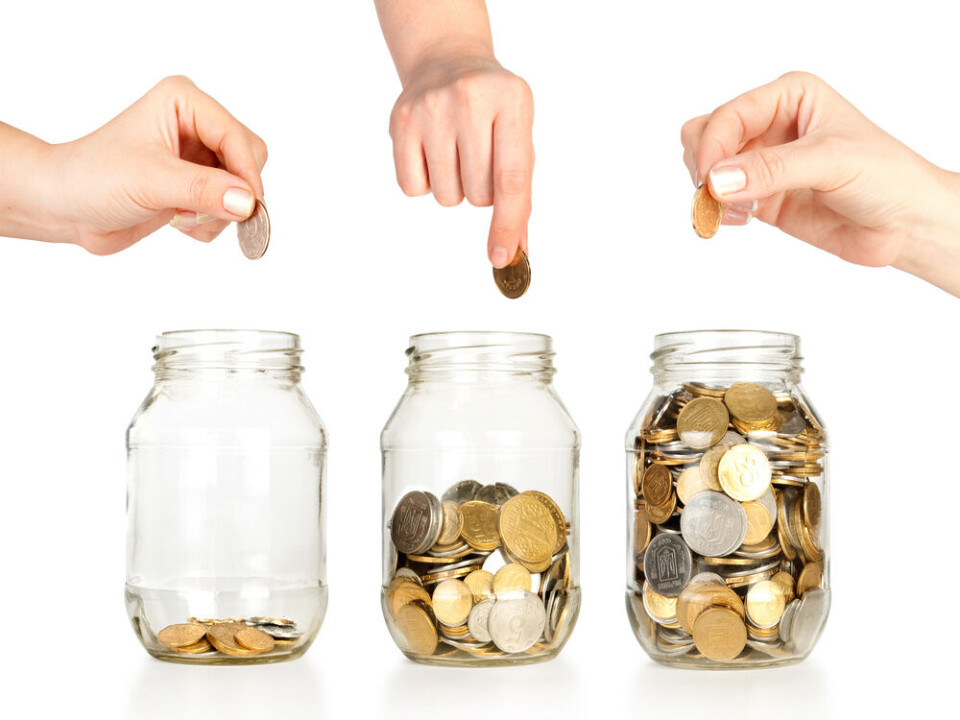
<box><xmin>126</xmin><ymin>330</ymin><xmax>328</xmax><ymax>664</ymax></box>
<box><xmin>381</xmin><ymin>332</ymin><xmax>581</xmax><ymax>666</ymax></box>
<box><xmin>625</xmin><ymin>330</ymin><xmax>829</xmax><ymax>668</ymax></box>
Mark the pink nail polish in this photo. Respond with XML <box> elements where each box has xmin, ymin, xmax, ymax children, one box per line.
<box><xmin>709</xmin><ymin>167</ymin><xmax>747</xmax><ymax>197</ymax></box>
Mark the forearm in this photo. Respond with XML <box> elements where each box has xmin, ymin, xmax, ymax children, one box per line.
<box><xmin>0</xmin><ymin>123</ymin><xmax>69</xmax><ymax>243</ymax></box>
<box><xmin>374</xmin><ymin>0</ymin><xmax>495</xmax><ymax>86</ymax></box>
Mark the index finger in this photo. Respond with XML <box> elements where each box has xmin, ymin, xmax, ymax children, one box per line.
<box><xmin>488</xmin><ymin>108</ymin><xmax>534</xmax><ymax>268</ymax></box>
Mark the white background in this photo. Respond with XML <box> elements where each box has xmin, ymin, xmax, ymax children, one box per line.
<box><xmin>1</xmin><ymin>1</ymin><xmax>957</xmax><ymax>717</ymax></box>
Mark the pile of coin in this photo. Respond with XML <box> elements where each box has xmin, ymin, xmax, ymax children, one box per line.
<box><xmin>630</xmin><ymin>381</ymin><xmax>828</xmax><ymax>664</ymax></box>
<box><xmin>155</xmin><ymin>616</ymin><xmax>302</xmax><ymax>659</ymax></box>
<box><xmin>385</xmin><ymin>480</ymin><xmax>574</xmax><ymax>661</ymax></box>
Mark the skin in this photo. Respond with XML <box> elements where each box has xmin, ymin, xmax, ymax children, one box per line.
<box><xmin>0</xmin><ymin>76</ymin><xmax>267</xmax><ymax>255</ymax></box>
<box><xmin>682</xmin><ymin>71</ymin><xmax>960</xmax><ymax>297</ymax></box>
<box><xmin>375</xmin><ymin>0</ymin><xmax>534</xmax><ymax>268</ymax></box>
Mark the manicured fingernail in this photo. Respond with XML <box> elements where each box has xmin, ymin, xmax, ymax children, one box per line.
<box><xmin>723</xmin><ymin>206</ymin><xmax>752</xmax><ymax>226</ymax></box>
<box><xmin>223</xmin><ymin>187</ymin><xmax>255</xmax><ymax>218</ymax></box>
<box><xmin>729</xmin><ymin>199</ymin><xmax>758</xmax><ymax>213</ymax></box>
<box><xmin>694</xmin><ymin>170</ymin><xmax>701</xmax><ymax>187</ymax></box>
<box><xmin>709</xmin><ymin>166</ymin><xmax>747</xmax><ymax>197</ymax></box>
<box><xmin>491</xmin><ymin>247</ymin><xmax>510</xmax><ymax>268</ymax></box>
<box><xmin>170</xmin><ymin>211</ymin><xmax>216</xmax><ymax>229</ymax></box>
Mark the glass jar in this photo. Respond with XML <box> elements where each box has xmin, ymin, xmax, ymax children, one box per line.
<box><xmin>125</xmin><ymin>330</ymin><xmax>328</xmax><ymax>664</ymax></box>
<box><xmin>625</xmin><ymin>330</ymin><xmax>829</xmax><ymax>668</ymax></box>
<box><xmin>381</xmin><ymin>331</ymin><xmax>581</xmax><ymax>666</ymax></box>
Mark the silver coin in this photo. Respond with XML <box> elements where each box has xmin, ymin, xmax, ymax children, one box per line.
<box><xmin>476</xmin><ymin>483</ymin><xmax>519</xmax><ymax>506</ymax></box>
<box><xmin>255</xmin><ymin>625</ymin><xmax>302</xmax><ymax>640</ymax></box>
<box><xmin>391</xmin><ymin>491</ymin><xmax>441</xmax><ymax>555</ymax></box>
<box><xmin>424</xmin><ymin>541</ymin><xmax>472</xmax><ymax>558</ymax></box>
<box><xmin>394</xmin><ymin>568</ymin><xmax>422</xmax><ymax>583</ymax></box>
<box><xmin>237</xmin><ymin>199</ymin><xmax>270</xmax><ymax>260</ymax></box>
<box><xmin>643</xmin><ymin>533</ymin><xmax>693</xmax><ymax>597</ymax></box>
<box><xmin>746</xmin><ymin>639</ymin><xmax>791</xmax><ymax>658</ymax></box>
<box><xmin>488</xmin><ymin>591</ymin><xmax>546</xmax><ymax>653</ymax></box>
<box><xmin>680</xmin><ymin>491</ymin><xmax>748</xmax><ymax>557</ymax></box>
<box><xmin>442</xmin><ymin>637</ymin><xmax>492</xmax><ymax>651</ymax></box>
<box><xmin>441</xmin><ymin>479</ymin><xmax>483</xmax><ymax>504</ymax></box>
<box><xmin>778</xmin><ymin>598</ymin><xmax>800</xmax><ymax>645</ymax></box>
<box><xmin>689</xmin><ymin>571</ymin><xmax>726</xmax><ymax>586</ymax></box>
<box><xmin>718</xmin><ymin>431</ymin><xmax>746</xmax><ymax>447</ymax></box>
<box><xmin>777</xmin><ymin>410</ymin><xmax>806</xmax><ymax>437</ymax></box>
<box><xmin>757</xmin><ymin>488</ymin><xmax>778</xmax><ymax>523</ymax></box>
<box><xmin>544</xmin><ymin>589</ymin><xmax>567</xmax><ymax>643</ymax></box>
<box><xmin>467</xmin><ymin>599</ymin><xmax>496</xmax><ymax>643</ymax></box>
<box><xmin>788</xmin><ymin>588</ymin><xmax>828</xmax><ymax>655</ymax></box>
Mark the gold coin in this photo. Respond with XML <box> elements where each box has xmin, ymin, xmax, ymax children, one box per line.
<box><xmin>524</xmin><ymin>490</ymin><xmax>568</xmax><ymax>554</ymax></box>
<box><xmin>431</xmin><ymin>579</ymin><xmax>474</xmax><ymax>626</ymax></box>
<box><xmin>386</xmin><ymin>577</ymin><xmax>432</xmax><ymax>619</ymax></box>
<box><xmin>723</xmin><ymin>383</ymin><xmax>778</xmax><ymax>423</ymax></box>
<box><xmin>718</xmin><ymin>444</ymin><xmax>771</xmax><ymax>501</ymax></box>
<box><xmin>436</xmin><ymin>501</ymin><xmax>464</xmax><ymax>547</ymax></box>
<box><xmin>157</xmin><ymin>623</ymin><xmax>207</xmax><ymax>649</ymax></box>
<box><xmin>634</xmin><ymin>506</ymin><xmax>652</xmax><ymax>556</ymax></box>
<box><xmin>234</xmin><ymin>625</ymin><xmax>276</xmax><ymax>653</ymax></box>
<box><xmin>745</xmin><ymin>580</ymin><xmax>786</xmax><ymax>628</ymax></box>
<box><xmin>642</xmin><ymin>582</ymin><xmax>678</xmax><ymax>623</ymax></box>
<box><xmin>459</xmin><ymin>500</ymin><xmax>501</xmax><ymax>551</ymax></box>
<box><xmin>772</xmin><ymin>571</ymin><xmax>796</xmax><ymax>603</ymax></box>
<box><xmin>698</xmin><ymin>447</ymin><xmax>727</xmax><ymax>492</ymax></box>
<box><xmin>420</xmin><ymin>565</ymin><xmax>480</xmax><ymax>585</ymax></box>
<box><xmin>395</xmin><ymin>603</ymin><xmax>438</xmax><ymax>655</ymax></box>
<box><xmin>645</xmin><ymin>490</ymin><xmax>676</xmax><ymax>524</ymax></box>
<box><xmin>691</xmin><ymin>184</ymin><xmax>722</xmax><ymax>239</ymax></box>
<box><xmin>676</xmin><ymin>582</ymin><xmax>718</xmax><ymax>633</ymax></box>
<box><xmin>499</xmin><ymin>494</ymin><xmax>559</xmax><ymax>565</ymax></box>
<box><xmin>493</xmin><ymin>563</ymin><xmax>533</xmax><ymax>596</ymax></box>
<box><xmin>493</xmin><ymin>249</ymin><xmax>531</xmax><ymax>299</ymax></box>
<box><xmin>803</xmin><ymin>482</ymin><xmax>822</xmax><ymax>531</ymax></box>
<box><xmin>742</xmin><ymin>501</ymin><xmax>773</xmax><ymax>545</ymax></box>
<box><xmin>796</xmin><ymin>562</ymin><xmax>823</xmax><ymax>597</ymax></box>
<box><xmin>677</xmin><ymin>397</ymin><xmax>729</xmax><ymax>449</ymax></box>
<box><xmin>640</xmin><ymin>463</ymin><xmax>673</xmax><ymax>506</ymax></box>
<box><xmin>463</xmin><ymin>570</ymin><xmax>495</xmax><ymax>603</ymax></box>
<box><xmin>171</xmin><ymin>637</ymin><xmax>213</xmax><ymax>654</ymax></box>
<box><xmin>206</xmin><ymin>623</ymin><xmax>258</xmax><ymax>656</ymax></box>
<box><xmin>676</xmin><ymin>465</ymin><xmax>711</xmax><ymax>505</ymax></box>
<box><xmin>692</xmin><ymin>607</ymin><xmax>747</xmax><ymax>661</ymax></box>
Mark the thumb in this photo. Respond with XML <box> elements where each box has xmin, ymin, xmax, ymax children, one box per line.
<box><xmin>706</xmin><ymin>136</ymin><xmax>836</xmax><ymax>203</ymax></box>
<box><xmin>153</xmin><ymin>159</ymin><xmax>257</xmax><ymax>220</ymax></box>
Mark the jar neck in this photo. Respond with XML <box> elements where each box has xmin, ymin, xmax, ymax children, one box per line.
<box><xmin>651</xmin><ymin>330</ymin><xmax>802</xmax><ymax>385</ymax></box>
<box><xmin>406</xmin><ymin>331</ymin><xmax>556</xmax><ymax>384</ymax></box>
<box><xmin>152</xmin><ymin>330</ymin><xmax>304</xmax><ymax>383</ymax></box>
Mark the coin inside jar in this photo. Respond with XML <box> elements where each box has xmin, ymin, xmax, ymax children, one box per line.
<box><xmin>435</xmin><ymin>501</ymin><xmax>464</xmax><ymax>547</ymax></box>
<box><xmin>493</xmin><ymin>563</ymin><xmax>533</xmax><ymax>596</ymax></box>
<box><xmin>718</xmin><ymin>444</ymin><xmax>772</xmax><ymax>502</ymax></box>
<box><xmin>391</xmin><ymin>490</ymin><xmax>441</xmax><ymax>554</ymax></box>
<box><xmin>641</xmin><ymin>464</ymin><xmax>673</xmax><ymax>507</ymax></box>
<box><xmin>459</xmin><ymin>500</ymin><xmax>502</xmax><ymax>551</ymax></box>
<box><xmin>677</xmin><ymin>397</ymin><xmax>729</xmax><ymax>449</ymax></box>
<box><xmin>431</xmin><ymin>579</ymin><xmax>474</xmax><ymax>626</ymax></box>
<box><xmin>680</xmin><ymin>491</ymin><xmax>747</xmax><ymax>557</ymax></box>
<box><xmin>643</xmin><ymin>533</ymin><xmax>693</xmax><ymax>597</ymax></box>
<box><xmin>157</xmin><ymin>623</ymin><xmax>207</xmax><ymax>649</ymax></box>
<box><xmin>745</xmin><ymin>580</ymin><xmax>787</xmax><ymax>628</ymax></box>
<box><xmin>499</xmin><ymin>494</ymin><xmax>559</xmax><ymax>566</ymax></box>
<box><xmin>234</xmin><ymin>625</ymin><xmax>276</xmax><ymax>653</ymax></box>
<box><xmin>692</xmin><ymin>607</ymin><xmax>747</xmax><ymax>661</ymax></box>
<box><xmin>396</xmin><ymin>603</ymin><xmax>439</xmax><ymax>655</ymax></box>
<box><xmin>463</xmin><ymin>569</ymin><xmax>496</xmax><ymax>603</ymax></box>
<box><xmin>724</xmin><ymin>383</ymin><xmax>778</xmax><ymax>425</ymax></box>
<box><xmin>487</xmin><ymin>591</ymin><xmax>546</xmax><ymax>653</ymax></box>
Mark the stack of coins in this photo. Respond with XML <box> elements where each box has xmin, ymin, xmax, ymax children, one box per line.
<box><xmin>385</xmin><ymin>480</ymin><xmax>574</xmax><ymax>661</ymax></box>
<box><xmin>629</xmin><ymin>381</ymin><xmax>828</xmax><ymax>664</ymax></box>
<box><xmin>154</xmin><ymin>616</ymin><xmax>302</xmax><ymax>659</ymax></box>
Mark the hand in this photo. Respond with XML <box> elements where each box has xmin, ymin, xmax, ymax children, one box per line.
<box><xmin>681</xmin><ymin>72</ymin><xmax>960</xmax><ymax>294</ymax></box>
<box><xmin>389</xmin><ymin>55</ymin><xmax>534</xmax><ymax>268</ymax></box>
<box><xmin>22</xmin><ymin>75</ymin><xmax>267</xmax><ymax>254</ymax></box>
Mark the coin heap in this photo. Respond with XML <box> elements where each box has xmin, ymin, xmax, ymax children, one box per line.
<box><xmin>386</xmin><ymin>480</ymin><xmax>574</xmax><ymax>661</ymax></box>
<box><xmin>630</xmin><ymin>381</ymin><xmax>828</xmax><ymax>664</ymax></box>
<box><xmin>155</xmin><ymin>616</ymin><xmax>302</xmax><ymax>659</ymax></box>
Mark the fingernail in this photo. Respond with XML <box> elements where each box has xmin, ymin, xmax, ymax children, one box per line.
<box><xmin>694</xmin><ymin>170</ymin><xmax>701</xmax><ymax>188</ymax></box>
<box><xmin>709</xmin><ymin>166</ymin><xmax>747</xmax><ymax>197</ymax></box>
<box><xmin>729</xmin><ymin>199</ymin><xmax>758</xmax><ymax>213</ymax></box>
<box><xmin>170</xmin><ymin>211</ymin><xmax>216</xmax><ymax>229</ymax></box>
<box><xmin>723</xmin><ymin>206</ymin><xmax>752</xmax><ymax>226</ymax></box>
<box><xmin>223</xmin><ymin>187</ymin><xmax>255</xmax><ymax>218</ymax></box>
<box><xmin>491</xmin><ymin>247</ymin><xmax>510</xmax><ymax>268</ymax></box>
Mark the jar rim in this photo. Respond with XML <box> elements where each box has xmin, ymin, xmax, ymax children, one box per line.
<box><xmin>153</xmin><ymin>329</ymin><xmax>303</xmax><ymax>374</ymax></box>
<box><xmin>409</xmin><ymin>330</ymin><xmax>552</xmax><ymax>344</ymax></box>
<box><xmin>654</xmin><ymin>329</ymin><xmax>798</xmax><ymax>345</ymax></box>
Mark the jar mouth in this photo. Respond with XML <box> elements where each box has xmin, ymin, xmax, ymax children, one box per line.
<box><xmin>407</xmin><ymin>331</ymin><xmax>555</xmax><ymax>379</ymax></box>
<box><xmin>651</xmin><ymin>329</ymin><xmax>801</xmax><ymax>382</ymax></box>
<box><xmin>153</xmin><ymin>329</ymin><xmax>303</xmax><ymax>374</ymax></box>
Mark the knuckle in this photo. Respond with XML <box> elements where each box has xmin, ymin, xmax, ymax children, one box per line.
<box><xmin>495</xmin><ymin>168</ymin><xmax>530</xmax><ymax>196</ymax></box>
<box><xmin>420</xmin><ymin>89</ymin><xmax>446</xmax><ymax>118</ymax></box>
<box><xmin>254</xmin><ymin>136</ymin><xmax>268</xmax><ymax>166</ymax></box>
<box><xmin>754</xmin><ymin>149</ymin><xmax>787</xmax><ymax>188</ymax></box>
<box><xmin>187</xmin><ymin>171</ymin><xmax>213</xmax><ymax>208</ymax></box>
<box><xmin>390</xmin><ymin>102</ymin><xmax>415</xmax><ymax>135</ymax></box>
<box><xmin>159</xmin><ymin>74</ymin><xmax>194</xmax><ymax>93</ymax></box>
<box><xmin>779</xmin><ymin>70</ymin><xmax>819</xmax><ymax>87</ymax></box>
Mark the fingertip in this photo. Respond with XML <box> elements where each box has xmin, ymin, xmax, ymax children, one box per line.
<box><xmin>490</xmin><ymin>246</ymin><xmax>511</xmax><ymax>268</ymax></box>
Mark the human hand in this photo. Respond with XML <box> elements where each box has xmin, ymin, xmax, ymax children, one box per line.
<box><xmin>389</xmin><ymin>55</ymin><xmax>534</xmax><ymax>268</ymax></box>
<box><xmin>36</xmin><ymin>76</ymin><xmax>266</xmax><ymax>254</ymax></box>
<box><xmin>681</xmin><ymin>72</ymin><xmax>960</xmax><ymax>293</ymax></box>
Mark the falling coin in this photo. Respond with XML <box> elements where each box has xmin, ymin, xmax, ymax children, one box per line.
<box><xmin>237</xmin><ymin>198</ymin><xmax>271</xmax><ymax>259</ymax></box>
<box><xmin>493</xmin><ymin>249</ymin><xmax>531</xmax><ymax>299</ymax></box>
<box><xmin>691</xmin><ymin>185</ymin><xmax>722</xmax><ymax>239</ymax></box>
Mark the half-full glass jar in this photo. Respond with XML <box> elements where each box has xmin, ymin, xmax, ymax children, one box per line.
<box><xmin>126</xmin><ymin>330</ymin><xmax>327</xmax><ymax>664</ymax></box>
<box><xmin>625</xmin><ymin>330</ymin><xmax>829</xmax><ymax>668</ymax></box>
<box><xmin>381</xmin><ymin>331</ymin><xmax>581</xmax><ymax>666</ymax></box>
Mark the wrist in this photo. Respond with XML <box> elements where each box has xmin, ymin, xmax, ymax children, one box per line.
<box><xmin>399</xmin><ymin>38</ymin><xmax>497</xmax><ymax>88</ymax></box>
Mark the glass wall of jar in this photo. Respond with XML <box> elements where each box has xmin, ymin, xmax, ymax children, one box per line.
<box><xmin>126</xmin><ymin>330</ymin><xmax>328</xmax><ymax>664</ymax></box>
<box><xmin>381</xmin><ymin>332</ymin><xmax>581</xmax><ymax>666</ymax></box>
<box><xmin>625</xmin><ymin>330</ymin><xmax>829</xmax><ymax>668</ymax></box>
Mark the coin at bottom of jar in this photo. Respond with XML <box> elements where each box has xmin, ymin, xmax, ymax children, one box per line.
<box><xmin>234</xmin><ymin>625</ymin><xmax>276</xmax><ymax>653</ymax></box>
<box><xmin>643</xmin><ymin>582</ymin><xmax>678</xmax><ymax>625</ymax></box>
<box><xmin>745</xmin><ymin>580</ymin><xmax>786</xmax><ymax>629</ymax></box>
<box><xmin>463</xmin><ymin>569</ymin><xmax>495</xmax><ymax>603</ymax></box>
<box><xmin>493</xmin><ymin>563</ymin><xmax>532</xmax><ymax>596</ymax></box>
<box><xmin>692</xmin><ymin>607</ymin><xmax>747</xmax><ymax>662</ymax></box>
<box><xmin>157</xmin><ymin>623</ymin><xmax>207</xmax><ymax>649</ymax></box>
<box><xmin>467</xmin><ymin>598</ymin><xmax>497</xmax><ymax>643</ymax></box>
<box><xmin>395</xmin><ymin>603</ymin><xmax>439</xmax><ymax>656</ymax></box>
<box><xmin>206</xmin><ymin>623</ymin><xmax>259</xmax><ymax>656</ymax></box>
<box><xmin>171</xmin><ymin>637</ymin><xmax>214</xmax><ymax>654</ymax></box>
<box><xmin>432</xmin><ymin>579</ymin><xmax>474</xmax><ymax>626</ymax></box>
<box><xmin>796</xmin><ymin>562</ymin><xmax>823</xmax><ymax>597</ymax></box>
<box><xmin>387</xmin><ymin>577</ymin><xmax>432</xmax><ymax>619</ymax></box>
<box><xmin>487</xmin><ymin>591</ymin><xmax>546</xmax><ymax>653</ymax></box>
<box><xmin>643</xmin><ymin>533</ymin><xmax>693</xmax><ymax>597</ymax></box>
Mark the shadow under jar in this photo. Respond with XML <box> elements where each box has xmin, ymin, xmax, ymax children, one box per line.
<box><xmin>625</xmin><ymin>330</ymin><xmax>829</xmax><ymax>668</ymax></box>
<box><xmin>381</xmin><ymin>332</ymin><xmax>581</xmax><ymax>666</ymax></box>
<box><xmin>126</xmin><ymin>330</ymin><xmax>328</xmax><ymax>664</ymax></box>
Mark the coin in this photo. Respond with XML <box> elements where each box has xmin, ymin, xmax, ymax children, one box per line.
<box><xmin>796</xmin><ymin>561</ymin><xmax>823</xmax><ymax>597</ymax></box>
<box><xmin>396</xmin><ymin>603</ymin><xmax>439</xmax><ymax>656</ymax></box>
<box><xmin>741</xmin><ymin>501</ymin><xmax>773</xmax><ymax>545</ymax></box>
<box><xmin>643</xmin><ymin>533</ymin><xmax>693</xmax><ymax>597</ymax></box>
<box><xmin>524</xmin><ymin>490</ymin><xmax>568</xmax><ymax>554</ymax></box>
<box><xmin>463</xmin><ymin>569</ymin><xmax>496</xmax><ymax>603</ymax></box>
<box><xmin>157</xmin><ymin>623</ymin><xmax>207</xmax><ymax>649</ymax></box>
<box><xmin>634</xmin><ymin>507</ymin><xmax>652</xmax><ymax>557</ymax></box>
<box><xmin>698</xmin><ymin>447</ymin><xmax>727</xmax><ymax>492</ymax></box>
<box><xmin>493</xmin><ymin>249</ymin><xmax>531</xmax><ymax>299</ymax></box>
<box><xmin>436</xmin><ymin>501</ymin><xmax>464</xmax><ymax>547</ymax></box>
<box><xmin>718</xmin><ymin>444</ymin><xmax>772</xmax><ymax>501</ymax></box>
<box><xmin>641</xmin><ymin>464</ymin><xmax>673</xmax><ymax>507</ymax></box>
<box><xmin>745</xmin><ymin>580</ymin><xmax>786</xmax><ymax>628</ymax></box>
<box><xmin>467</xmin><ymin>599</ymin><xmax>497</xmax><ymax>643</ymax></box>
<box><xmin>442</xmin><ymin>480</ymin><xmax>483</xmax><ymax>504</ymax></box>
<box><xmin>493</xmin><ymin>563</ymin><xmax>533</xmax><ymax>596</ymax></box>
<box><xmin>803</xmin><ymin>482</ymin><xmax>822</xmax><ymax>531</ymax></box>
<box><xmin>476</xmin><ymin>482</ymin><xmax>519</xmax><ymax>506</ymax></box>
<box><xmin>787</xmin><ymin>588</ymin><xmax>828</xmax><ymax>655</ymax></box>
<box><xmin>431</xmin><ymin>579</ymin><xmax>474</xmax><ymax>626</ymax></box>
<box><xmin>488</xmin><ymin>591</ymin><xmax>546</xmax><ymax>652</ymax></box>
<box><xmin>645</xmin><ymin>490</ymin><xmax>677</xmax><ymax>525</ymax></box>
<box><xmin>677</xmin><ymin>397</ymin><xmax>729</xmax><ymax>449</ymax></box>
<box><xmin>459</xmin><ymin>500</ymin><xmax>502</xmax><ymax>551</ymax></box>
<box><xmin>499</xmin><ymin>494</ymin><xmax>559</xmax><ymax>566</ymax></box>
<box><xmin>676</xmin><ymin>465</ymin><xmax>711</xmax><ymax>504</ymax></box>
<box><xmin>680</xmin><ymin>491</ymin><xmax>748</xmax><ymax>557</ymax></box>
<box><xmin>206</xmin><ymin>623</ymin><xmax>258</xmax><ymax>656</ymax></box>
<box><xmin>391</xmin><ymin>490</ymin><xmax>441</xmax><ymax>554</ymax></box>
<box><xmin>171</xmin><ymin>638</ymin><xmax>213</xmax><ymax>654</ymax></box>
<box><xmin>237</xmin><ymin>198</ymin><xmax>270</xmax><ymax>259</ymax></box>
<box><xmin>386</xmin><ymin>576</ymin><xmax>432</xmax><ymax>618</ymax></box>
<box><xmin>643</xmin><ymin>582</ymin><xmax>679</xmax><ymax>625</ymax></box>
<box><xmin>724</xmin><ymin>383</ymin><xmax>778</xmax><ymax>425</ymax></box>
<box><xmin>234</xmin><ymin>625</ymin><xmax>276</xmax><ymax>653</ymax></box>
<box><xmin>691</xmin><ymin>185</ymin><xmax>722</xmax><ymax>239</ymax></box>
<box><xmin>692</xmin><ymin>607</ymin><xmax>747</xmax><ymax>661</ymax></box>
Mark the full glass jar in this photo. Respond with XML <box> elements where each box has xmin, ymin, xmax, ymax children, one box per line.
<box><xmin>625</xmin><ymin>330</ymin><xmax>829</xmax><ymax>668</ymax></box>
<box><xmin>381</xmin><ymin>332</ymin><xmax>581</xmax><ymax>666</ymax></box>
<box><xmin>125</xmin><ymin>330</ymin><xmax>328</xmax><ymax>664</ymax></box>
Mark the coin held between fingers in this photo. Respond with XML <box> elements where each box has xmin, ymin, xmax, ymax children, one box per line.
<box><xmin>237</xmin><ymin>199</ymin><xmax>271</xmax><ymax>259</ymax></box>
<box><xmin>493</xmin><ymin>249</ymin><xmax>531</xmax><ymax>299</ymax></box>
